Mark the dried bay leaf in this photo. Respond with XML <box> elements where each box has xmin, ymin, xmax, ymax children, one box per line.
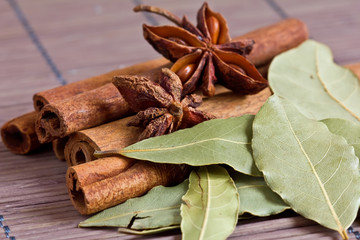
<box><xmin>252</xmin><ymin>95</ymin><xmax>360</xmax><ymax>239</ymax></box>
<box><xmin>181</xmin><ymin>165</ymin><xmax>239</xmax><ymax>240</ymax></box>
<box><xmin>97</xmin><ymin>116</ymin><xmax>261</xmax><ymax>176</ymax></box>
<box><xmin>79</xmin><ymin>180</ymin><xmax>188</xmax><ymax>229</ymax></box>
<box><xmin>269</xmin><ymin>40</ymin><xmax>360</xmax><ymax>122</ymax></box>
<box><xmin>321</xmin><ymin>118</ymin><xmax>360</xmax><ymax>160</ymax></box>
<box><xmin>230</xmin><ymin>172</ymin><xmax>289</xmax><ymax>216</ymax></box>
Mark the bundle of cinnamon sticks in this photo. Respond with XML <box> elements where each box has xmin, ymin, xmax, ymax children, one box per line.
<box><xmin>2</xmin><ymin>18</ymin><xmax>317</xmax><ymax>214</ymax></box>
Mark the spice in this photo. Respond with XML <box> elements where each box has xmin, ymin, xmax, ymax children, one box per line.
<box><xmin>35</xmin><ymin>66</ymin><xmax>165</xmax><ymax>143</ymax></box>
<box><xmin>67</xmin><ymin>160</ymin><xmax>190</xmax><ymax>215</ymax></box>
<box><xmin>113</xmin><ymin>68</ymin><xmax>214</xmax><ymax>141</ymax></box>
<box><xmin>52</xmin><ymin>137</ymin><xmax>69</xmax><ymax>161</ymax></box>
<box><xmin>63</xmin><ymin>116</ymin><xmax>142</xmax><ymax>166</ymax></box>
<box><xmin>1</xmin><ymin>112</ymin><xmax>43</xmax><ymax>154</ymax></box>
<box><xmin>33</xmin><ymin>58</ymin><xmax>170</xmax><ymax>111</ymax></box>
<box><xmin>134</xmin><ymin>3</ymin><xmax>267</xmax><ymax>96</ymax></box>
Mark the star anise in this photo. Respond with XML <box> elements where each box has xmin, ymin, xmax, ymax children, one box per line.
<box><xmin>134</xmin><ymin>2</ymin><xmax>267</xmax><ymax>97</ymax></box>
<box><xmin>113</xmin><ymin>68</ymin><xmax>214</xmax><ymax>141</ymax></box>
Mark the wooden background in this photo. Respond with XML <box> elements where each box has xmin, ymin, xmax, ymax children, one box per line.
<box><xmin>1</xmin><ymin>0</ymin><xmax>360</xmax><ymax>239</ymax></box>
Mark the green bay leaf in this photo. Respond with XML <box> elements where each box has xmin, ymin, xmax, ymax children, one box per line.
<box><xmin>230</xmin><ymin>172</ymin><xmax>289</xmax><ymax>216</ymax></box>
<box><xmin>181</xmin><ymin>165</ymin><xmax>239</xmax><ymax>240</ymax></box>
<box><xmin>321</xmin><ymin>118</ymin><xmax>360</xmax><ymax>160</ymax></box>
<box><xmin>96</xmin><ymin>115</ymin><xmax>261</xmax><ymax>176</ymax></box>
<box><xmin>252</xmin><ymin>95</ymin><xmax>360</xmax><ymax>239</ymax></box>
<box><xmin>78</xmin><ymin>180</ymin><xmax>188</xmax><ymax>229</ymax></box>
<box><xmin>269</xmin><ymin>39</ymin><xmax>360</xmax><ymax>122</ymax></box>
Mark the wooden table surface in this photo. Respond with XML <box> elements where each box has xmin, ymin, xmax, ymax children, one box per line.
<box><xmin>1</xmin><ymin>0</ymin><xmax>360</xmax><ymax>239</ymax></box>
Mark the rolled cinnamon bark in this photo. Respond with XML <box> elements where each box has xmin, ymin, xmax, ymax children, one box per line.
<box><xmin>243</xmin><ymin>18</ymin><xmax>309</xmax><ymax>67</ymax></box>
<box><xmin>52</xmin><ymin>137</ymin><xmax>69</xmax><ymax>161</ymax></box>
<box><xmin>64</xmin><ymin>116</ymin><xmax>142</xmax><ymax>166</ymax></box>
<box><xmin>67</xmin><ymin>156</ymin><xmax>136</xmax><ymax>188</ymax></box>
<box><xmin>1</xmin><ymin>112</ymin><xmax>43</xmax><ymax>154</ymax></box>
<box><xmin>36</xmin><ymin>83</ymin><xmax>130</xmax><ymax>143</ymax></box>
<box><xmin>35</xmin><ymin>67</ymin><xmax>166</xmax><ymax>144</ymax></box>
<box><xmin>67</xmin><ymin>161</ymin><xmax>189</xmax><ymax>215</ymax></box>
<box><xmin>33</xmin><ymin>58</ymin><xmax>170</xmax><ymax>111</ymax></box>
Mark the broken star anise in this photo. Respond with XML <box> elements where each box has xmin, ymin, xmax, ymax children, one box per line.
<box><xmin>134</xmin><ymin>2</ymin><xmax>267</xmax><ymax>97</ymax></box>
<box><xmin>113</xmin><ymin>68</ymin><xmax>214</xmax><ymax>141</ymax></box>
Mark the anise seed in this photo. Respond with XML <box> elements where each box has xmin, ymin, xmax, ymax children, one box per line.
<box><xmin>176</xmin><ymin>64</ymin><xmax>197</xmax><ymax>83</ymax></box>
<box><xmin>168</xmin><ymin>37</ymin><xmax>188</xmax><ymax>46</ymax></box>
<box><xmin>206</xmin><ymin>16</ymin><xmax>220</xmax><ymax>44</ymax></box>
<box><xmin>229</xmin><ymin>63</ymin><xmax>246</xmax><ymax>75</ymax></box>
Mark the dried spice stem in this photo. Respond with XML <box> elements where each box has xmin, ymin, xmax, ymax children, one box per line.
<box><xmin>1</xmin><ymin>112</ymin><xmax>43</xmax><ymax>154</ymax></box>
<box><xmin>133</xmin><ymin>5</ymin><xmax>183</xmax><ymax>26</ymax></box>
<box><xmin>33</xmin><ymin>58</ymin><xmax>170</xmax><ymax>112</ymax></box>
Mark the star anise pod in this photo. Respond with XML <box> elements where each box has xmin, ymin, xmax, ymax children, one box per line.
<box><xmin>134</xmin><ymin>2</ymin><xmax>267</xmax><ymax>97</ymax></box>
<box><xmin>113</xmin><ymin>68</ymin><xmax>214</xmax><ymax>141</ymax></box>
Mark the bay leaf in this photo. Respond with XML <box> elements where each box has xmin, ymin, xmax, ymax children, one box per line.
<box><xmin>252</xmin><ymin>95</ymin><xmax>360</xmax><ymax>239</ymax></box>
<box><xmin>230</xmin><ymin>172</ymin><xmax>289</xmax><ymax>216</ymax></box>
<box><xmin>181</xmin><ymin>165</ymin><xmax>239</xmax><ymax>240</ymax></box>
<box><xmin>269</xmin><ymin>39</ymin><xmax>360</xmax><ymax>122</ymax></box>
<box><xmin>321</xmin><ymin>118</ymin><xmax>360</xmax><ymax>160</ymax></box>
<box><xmin>96</xmin><ymin>115</ymin><xmax>261</xmax><ymax>176</ymax></box>
<box><xmin>79</xmin><ymin>180</ymin><xmax>188</xmax><ymax>229</ymax></box>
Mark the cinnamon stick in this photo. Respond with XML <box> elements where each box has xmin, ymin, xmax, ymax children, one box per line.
<box><xmin>52</xmin><ymin>137</ymin><xmax>69</xmax><ymax>161</ymax></box>
<box><xmin>64</xmin><ymin>116</ymin><xmax>142</xmax><ymax>166</ymax></box>
<box><xmin>33</xmin><ymin>58</ymin><xmax>170</xmax><ymax>111</ymax></box>
<box><xmin>243</xmin><ymin>18</ymin><xmax>309</xmax><ymax>67</ymax></box>
<box><xmin>67</xmin><ymin>161</ymin><xmax>189</xmax><ymax>215</ymax></box>
<box><xmin>1</xmin><ymin>112</ymin><xmax>43</xmax><ymax>154</ymax></box>
<box><xmin>35</xmin><ymin>66</ymin><xmax>166</xmax><ymax>144</ymax></box>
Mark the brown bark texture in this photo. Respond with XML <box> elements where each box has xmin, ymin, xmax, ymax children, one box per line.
<box><xmin>52</xmin><ymin>137</ymin><xmax>69</xmax><ymax>161</ymax></box>
<box><xmin>32</xmin><ymin>58</ymin><xmax>170</xmax><ymax>111</ymax></box>
<box><xmin>1</xmin><ymin>112</ymin><xmax>43</xmax><ymax>154</ymax></box>
<box><xmin>67</xmin><ymin>161</ymin><xmax>190</xmax><ymax>215</ymax></box>
<box><xmin>35</xmin><ymin>65</ymin><xmax>166</xmax><ymax>144</ymax></box>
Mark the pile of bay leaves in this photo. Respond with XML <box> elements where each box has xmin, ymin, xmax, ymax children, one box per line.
<box><xmin>80</xmin><ymin>40</ymin><xmax>360</xmax><ymax>240</ymax></box>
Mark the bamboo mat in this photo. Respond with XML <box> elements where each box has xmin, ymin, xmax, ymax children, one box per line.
<box><xmin>1</xmin><ymin>0</ymin><xmax>360</xmax><ymax>239</ymax></box>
